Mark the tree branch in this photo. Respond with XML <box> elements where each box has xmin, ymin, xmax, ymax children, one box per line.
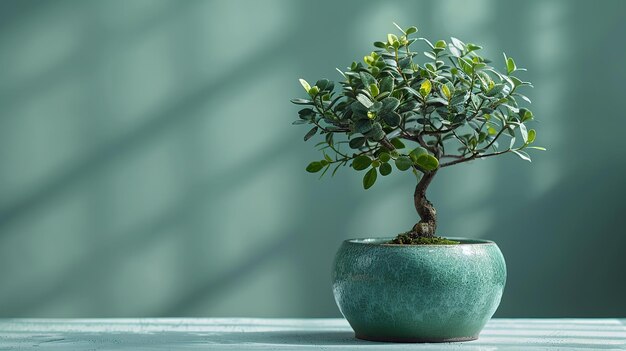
<box><xmin>416</xmin><ymin>133</ymin><xmax>437</xmax><ymax>154</ymax></box>
<box><xmin>441</xmin><ymin>154</ymin><xmax>464</xmax><ymax>159</ymax></box>
<box><xmin>440</xmin><ymin>149</ymin><xmax>511</xmax><ymax>167</ymax></box>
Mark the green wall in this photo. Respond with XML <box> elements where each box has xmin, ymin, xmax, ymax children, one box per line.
<box><xmin>1</xmin><ymin>0</ymin><xmax>625</xmax><ymax>317</ymax></box>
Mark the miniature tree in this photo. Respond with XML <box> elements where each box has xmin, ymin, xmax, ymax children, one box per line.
<box><xmin>291</xmin><ymin>24</ymin><xmax>544</xmax><ymax>245</ymax></box>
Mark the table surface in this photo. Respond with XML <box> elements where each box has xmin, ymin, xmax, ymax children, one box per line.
<box><xmin>0</xmin><ymin>318</ymin><xmax>624</xmax><ymax>350</ymax></box>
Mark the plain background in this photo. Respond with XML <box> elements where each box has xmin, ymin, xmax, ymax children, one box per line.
<box><xmin>0</xmin><ymin>0</ymin><xmax>625</xmax><ymax>318</ymax></box>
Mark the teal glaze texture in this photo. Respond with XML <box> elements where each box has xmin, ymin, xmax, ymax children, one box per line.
<box><xmin>331</xmin><ymin>237</ymin><xmax>506</xmax><ymax>342</ymax></box>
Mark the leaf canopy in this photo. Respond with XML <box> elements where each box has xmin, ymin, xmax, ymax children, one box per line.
<box><xmin>292</xmin><ymin>23</ymin><xmax>542</xmax><ymax>189</ymax></box>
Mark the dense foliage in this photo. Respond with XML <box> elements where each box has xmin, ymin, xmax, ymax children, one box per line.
<box><xmin>291</xmin><ymin>24</ymin><xmax>543</xmax><ymax>243</ymax></box>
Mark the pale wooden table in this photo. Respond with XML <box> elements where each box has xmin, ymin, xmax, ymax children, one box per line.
<box><xmin>0</xmin><ymin>318</ymin><xmax>624</xmax><ymax>350</ymax></box>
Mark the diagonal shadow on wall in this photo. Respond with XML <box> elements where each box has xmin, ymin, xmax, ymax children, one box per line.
<box><xmin>0</xmin><ymin>29</ymin><xmax>301</xmax><ymax>235</ymax></box>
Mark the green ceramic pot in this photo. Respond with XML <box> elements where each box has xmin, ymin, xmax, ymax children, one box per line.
<box><xmin>331</xmin><ymin>237</ymin><xmax>506</xmax><ymax>342</ymax></box>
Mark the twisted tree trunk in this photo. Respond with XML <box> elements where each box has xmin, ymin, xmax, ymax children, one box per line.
<box><xmin>411</xmin><ymin>169</ymin><xmax>437</xmax><ymax>237</ymax></box>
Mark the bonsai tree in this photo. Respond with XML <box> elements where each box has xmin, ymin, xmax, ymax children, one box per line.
<box><xmin>291</xmin><ymin>24</ymin><xmax>544</xmax><ymax>245</ymax></box>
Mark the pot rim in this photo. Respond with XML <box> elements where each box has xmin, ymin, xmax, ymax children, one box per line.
<box><xmin>344</xmin><ymin>237</ymin><xmax>496</xmax><ymax>246</ymax></box>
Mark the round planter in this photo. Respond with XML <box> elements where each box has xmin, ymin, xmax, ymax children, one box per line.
<box><xmin>331</xmin><ymin>237</ymin><xmax>506</xmax><ymax>342</ymax></box>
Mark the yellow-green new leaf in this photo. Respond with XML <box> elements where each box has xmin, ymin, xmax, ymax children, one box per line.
<box><xmin>419</xmin><ymin>80</ymin><xmax>432</xmax><ymax>97</ymax></box>
<box><xmin>308</xmin><ymin>86</ymin><xmax>320</xmax><ymax>96</ymax></box>
<box><xmin>528</xmin><ymin>129</ymin><xmax>536</xmax><ymax>144</ymax></box>
<box><xmin>409</xmin><ymin>147</ymin><xmax>428</xmax><ymax>162</ymax></box>
<box><xmin>441</xmin><ymin>84</ymin><xmax>451</xmax><ymax>99</ymax></box>
<box><xmin>415</xmin><ymin>154</ymin><xmax>439</xmax><ymax>171</ymax></box>
<box><xmin>387</xmin><ymin>33</ymin><xmax>399</xmax><ymax>46</ymax></box>
<box><xmin>506</xmin><ymin>57</ymin><xmax>516</xmax><ymax>74</ymax></box>
<box><xmin>369</xmin><ymin>83</ymin><xmax>379</xmax><ymax>96</ymax></box>
<box><xmin>299</xmin><ymin>79</ymin><xmax>311</xmax><ymax>93</ymax></box>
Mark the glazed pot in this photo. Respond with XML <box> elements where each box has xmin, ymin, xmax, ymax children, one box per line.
<box><xmin>331</xmin><ymin>237</ymin><xmax>506</xmax><ymax>342</ymax></box>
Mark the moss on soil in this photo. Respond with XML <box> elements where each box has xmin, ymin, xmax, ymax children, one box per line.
<box><xmin>390</xmin><ymin>232</ymin><xmax>460</xmax><ymax>245</ymax></box>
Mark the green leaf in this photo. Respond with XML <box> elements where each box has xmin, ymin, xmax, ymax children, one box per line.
<box><xmin>419</xmin><ymin>80</ymin><xmax>432</xmax><ymax>97</ymax></box>
<box><xmin>315</xmin><ymin>79</ymin><xmax>334</xmax><ymax>92</ymax></box>
<box><xmin>395</xmin><ymin>156</ymin><xmax>413</xmax><ymax>171</ymax></box>
<box><xmin>434</xmin><ymin>40</ymin><xmax>447</xmax><ymax>49</ymax></box>
<box><xmin>512</xmin><ymin>149</ymin><xmax>531</xmax><ymax>162</ymax></box>
<box><xmin>409</xmin><ymin>147</ymin><xmax>428</xmax><ymax>161</ymax></box>
<box><xmin>349</xmin><ymin>137</ymin><xmax>366</xmax><ymax>149</ymax></box>
<box><xmin>473</xmin><ymin>62</ymin><xmax>486</xmax><ymax>70</ymax></box>
<box><xmin>379</xmin><ymin>152</ymin><xmax>391</xmax><ymax>163</ymax></box>
<box><xmin>363</xmin><ymin>168</ymin><xmax>378</xmax><ymax>189</ymax></box>
<box><xmin>390</xmin><ymin>138</ymin><xmax>405</xmax><ymax>149</ymax></box>
<box><xmin>510</xmin><ymin>76</ymin><xmax>523</xmax><ymax>88</ymax></box>
<box><xmin>379</xmin><ymin>162</ymin><xmax>392</xmax><ymax>176</ymax></box>
<box><xmin>399</xmin><ymin>86</ymin><xmax>420</xmax><ymax>97</ymax></box>
<box><xmin>485</xmin><ymin>83</ymin><xmax>505</xmax><ymax>97</ymax></box>
<box><xmin>514</xmin><ymin>93</ymin><xmax>532</xmax><ymax>104</ymax></box>
<box><xmin>359</xmin><ymin>71</ymin><xmax>376</xmax><ymax>87</ymax></box>
<box><xmin>451</xmin><ymin>37</ymin><xmax>465</xmax><ymax>50</ymax></box>
<box><xmin>520</xmin><ymin>108</ymin><xmax>534</xmax><ymax>122</ymax></box>
<box><xmin>458</xmin><ymin>57</ymin><xmax>474</xmax><ymax>75</ymax></box>
<box><xmin>369</xmin><ymin>83</ymin><xmax>379</xmax><ymax>96</ymax></box>
<box><xmin>423</xmin><ymin>51</ymin><xmax>436</xmax><ymax>60</ymax></box>
<box><xmin>351</xmin><ymin>101</ymin><xmax>369</xmax><ymax>117</ymax></box>
<box><xmin>381</xmin><ymin>111</ymin><xmax>400</xmax><ymax>127</ymax></box>
<box><xmin>519</xmin><ymin>123</ymin><xmax>528</xmax><ymax>143</ymax></box>
<box><xmin>356</xmin><ymin>94</ymin><xmax>373</xmax><ymax>109</ymax></box>
<box><xmin>441</xmin><ymin>84</ymin><xmax>451</xmax><ymax>99</ymax></box>
<box><xmin>355</xmin><ymin>119</ymin><xmax>373</xmax><ymax>134</ymax></box>
<box><xmin>306</xmin><ymin>161</ymin><xmax>323</xmax><ymax>173</ymax></box>
<box><xmin>476</xmin><ymin>71</ymin><xmax>493</xmax><ymax>88</ymax></box>
<box><xmin>414</xmin><ymin>154</ymin><xmax>439</xmax><ymax>171</ymax></box>
<box><xmin>448</xmin><ymin>44</ymin><xmax>461</xmax><ymax>57</ymax></box>
<box><xmin>318</xmin><ymin>163</ymin><xmax>330</xmax><ymax>178</ymax></box>
<box><xmin>380</xmin><ymin>97</ymin><xmax>400</xmax><ymax>112</ymax></box>
<box><xmin>398</xmin><ymin>56</ymin><xmax>412</xmax><ymax>69</ymax></box>
<box><xmin>506</xmin><ymin>57</ymin><xmax>516</xmax><ymax>74</ymax></box>
<box><xmin>392</xmin><ymin>22</ymin><xmax>404</xmax><ymax>33</ymax></box>
<box><xmin>449</xmin><ymin>92</ymin><xmax>466</xmax><ymax>106</ymax></box>
<box><xmin>335</xmin><ymin>67</ymin><xmax>347</xmax><ymax>78</ymax></box>
<box><xmin>291</xmin><ymin>98</ymin><xmax>313</xmax><ymax>105</ymax></box>
<box><xmin>365</xmin><ymin>122</ymin><xmax>385</xmax><ymax>140</ymax></box>
<box><xmin>298</xmin><ymin>108</ymin><xmax>315</xmax><ymax>120</ymax></box>
<box><xmin>379</xmin><ymin>76</ymin><xmax>394</xmax><ymax>93</ymax></box>
<box><xmin>304</xmin><ymin>126</ymin><xmax>318</xmax><ymax>141</ymax></box>
<box><xmin>467</xmin><ymin>43</ymin><xmax>482</xmax><ymax>51</ymax></box>
<box><xmin>387</xmin><ymin>33</ymin><xmax>399</xmax><ymax>45</ymax></box>
<box><xmin>405</xmin><ymin>26</ymin><xmax>418</xmax><ymax>35</ymax></box>
<box><xmin>299</xmin><ymin>79</ymin><xmax>311</xmax><ymax>93</ymax></box>
<box><xmin>420</xmin><ymin>37</ymin><xmax>435</xmax><ymax>49</ymax></box>
<box><xmin>527</xmin><ymin>146</ymin><xmax>546</xmax><ymax>151</ymax></box>
<box><xmin>352</xmin><ymin>155</ymin><xmax>372</xmax><ymax>171</ymax></box>
<box><xmin>308</xmin><ymin>86</ymin><xmax>320</xmax><ymax>96</ymax></box>
<box><xmin>374</xmin><ymin>41</ymin><xmax>387</xmax><ymax>49</ymax></box>
<box><xmin>527</xmin><ymin>129</ymin><xmax>536</xmax><ymax>144</ymax></box>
